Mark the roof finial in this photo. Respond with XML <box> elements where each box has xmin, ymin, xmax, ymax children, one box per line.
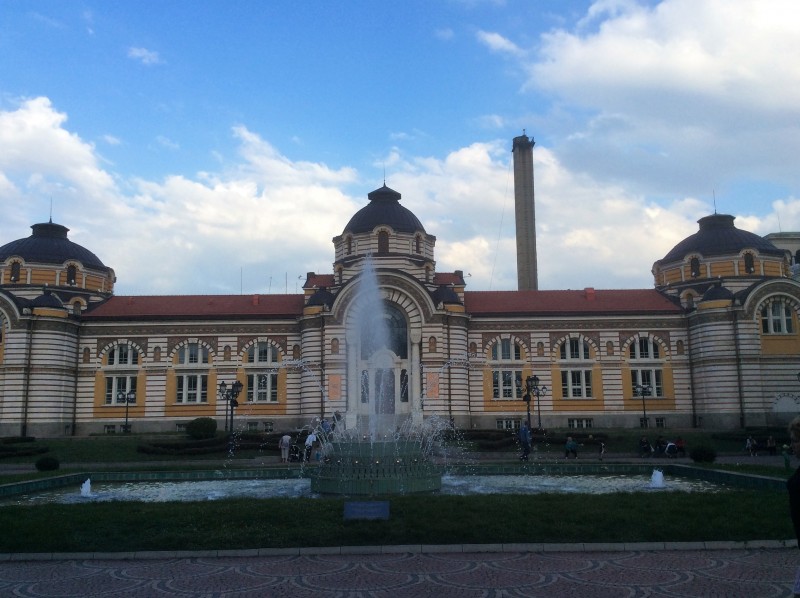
<box><xmin>713</xmin><ymin>190</ymin><xmax>717</xmax><ymax>214</ymax></box>
<box><xmin>49</xmin><ymin>196</ymin><xmax>53</xmax><ymax>223</ymax></box>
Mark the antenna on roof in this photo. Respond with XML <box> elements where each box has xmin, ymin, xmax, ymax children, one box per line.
<box><xmin>49</xmin><ymin>197</ymin><xmax>53</xmax><ymax>223</ymax></box>
<box><xmin>712</xmin><ymin>190</ymin><xmax>717</xmax><ymax>214</ymax></box>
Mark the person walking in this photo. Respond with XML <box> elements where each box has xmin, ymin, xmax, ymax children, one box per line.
<box><xmin>278</xmin><ymin>433</ymin><xmax>292</xmax><ymax>463</ymax></box>
<box><xmin>519</xmin><ymin>423</ymin><xmax>532</xmax><ymax>461</ymax></box>
<box><xmin>565</xmin><ymin>436</ymin><xmax>578</xmax><ymax>459</ymax></box>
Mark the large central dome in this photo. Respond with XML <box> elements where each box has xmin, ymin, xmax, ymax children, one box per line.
<box><xmin>0</xmin><ymin>222</ymin><xmax>107</xmax><ymax>270</ymax></box>
<box><xmin>343</xmin><ymin>185</ymin><xmax>425</xmax><ymax>235</ymax></box>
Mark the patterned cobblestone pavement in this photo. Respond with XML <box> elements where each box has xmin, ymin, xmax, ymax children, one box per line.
<box><xmin>0</xmin><ymin>547</ymin><xmax>796</xmax><ymax>597</ymax></box>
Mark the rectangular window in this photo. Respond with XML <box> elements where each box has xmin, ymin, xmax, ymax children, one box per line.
<box><xmin>104</xmin><ymin>425</ymin><xmax>117</xmax><ymax>434</ymax></box>
<box><xmin>496</xmin><ymin>419</ymin><xmax>521</xmax><ymax>430</ymax></box>
<box><xmin>655</xmin><ymin>417</ymin><xmax>666</xmax><ymax>428</ymax></box>
<box><xmin>177</xmin><ymin>374</ymin><xmax>208</xmax><ymax>403</ymax></box>
<box><xmin>263</xmin><ymin>421</ymin><xmax>274</xmax><ymax>432</ymax></box>
<box><xmin>561</xmin><ymin>370</ymin><xmax>593</xmax><ymax>398</ymax></box>
<box><xmin>501</xmin><ymin>339</ymin><xmax>511</xmax><ymax>360</ymax></box>
<box><xmin>568</xmin><ymin>418</ymin><xmax>593</xmax><ymax>429</ymax></box>
<box><xmin>400</xmin><ymin>369</ymin><xmax>409</xmax><ymax>402</ymax></box>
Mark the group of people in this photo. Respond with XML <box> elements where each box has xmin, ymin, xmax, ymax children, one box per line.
<box><xmin>277</xmin><ymin>411</ymin><xmax>343</xmax><ymax>463</ymax></box>
<box><xmin>638</xmin><ymin>435</ymin><xmax>686</xmax><ymax>458</ymax></box>
<box><xmin>517</xmin><ymin>425</ymin><xmax>588</xmax><ymax>460</ymax></box>
<box><xmin>746</xmin><ymin>434</ymin><xmax>777</xmax><ymax>456</ymax></box>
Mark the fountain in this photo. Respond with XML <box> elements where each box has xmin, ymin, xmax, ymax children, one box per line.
<box><xmin>80</xmin><ymin>479</ymin><xmax>92</xmax><ymax>497</ymax></box>
<box><xmin>649</xmin><ymin>469</ymin><xmax>665</xmax><ymax>488</ymax></box>
<box><xmin>309</xmin><ymin>256</ymin><xmax>445</xmax><ymax>495</ymax></box>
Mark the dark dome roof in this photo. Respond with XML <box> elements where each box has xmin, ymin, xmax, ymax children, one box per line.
<box><xmin>660</xmin><ymin>214</ymin><xmax>784</xmax><ymax>263</ymax></box>
<box><xmin>30</xmin><ymin>289</ymin><xmax>65</xmax><ymax>309</ymax></box>
<box><xmin>307</xmin><ymin>286</ymin><xmax>336</xmax><ymax>308</ymax></box>
<box><xmin>701</xmin><ymin>283</ymin><xmax>733</xmax><ymax>302</ymax></box>
<box><xmin>343</xmin><ymin>185</ymin><xmax>425</xmax><ymax>235</ymax></box>
<box><xmin>431</xmin><ymin>284</ymin><xmax>461</xmax><ymax>306</ymax></box>
<box><xmin>0</xmin><ymin>222</ymin><xmax>107</xmax><ymax>270</ymax></box>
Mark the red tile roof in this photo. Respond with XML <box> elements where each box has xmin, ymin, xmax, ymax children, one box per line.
<box><xmin>463</xmin><ymin>289</ymin><xmax>683</xmax><ymax>316</ymax></box>
<box><xmin>83</xmin><ymin>294</ymin><xmax>305</xmax><ymax>320</ymax></box>
<box><xmin>305</xmin><ymin>273</ymin><xmax>335</xmax><ymax>288</ymax></box>
<box><xmin>434</xmin><ymin>272</ymin><xmax>465</xmax><ymax>285</ymax></box>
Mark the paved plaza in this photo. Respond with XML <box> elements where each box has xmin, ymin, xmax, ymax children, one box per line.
<box><xmin>0</xmin><ymin>545</ymin><xmax>797</xmax><ymax>597</ymax></box>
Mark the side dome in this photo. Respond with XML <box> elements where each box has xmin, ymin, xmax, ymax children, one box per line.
<box><xmin>0</xmin><ymin>222</ymin><xmax>107</xmax><ymax>270</ymax></box>
<box><xmin>343</xmin><ymin>185</ymin><xmax>425</xmax><ymax>235</ymax></box>
<box><xmin>660</xmin><ymin>214</ymin><xmax>783</xmax><ymax>262</ymax></box>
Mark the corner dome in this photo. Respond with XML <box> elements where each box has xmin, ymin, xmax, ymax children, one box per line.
<box><xmin>343</xmin><ymin>185</ymin><xmax>425</xmax><ymax>235</ymax></box>
<box><xmin>0</xmin><ymin>222</ymin><xmax>107</xmax><ymax>270</ymax></box>
<box><xmin>701</xmin><ymin>283</ymin><xmax>734</xmax><ymax>302</ymax></box>
<box><xmin>307</xmin><ymin>286</ymin><xmax>336</xmax><ymax>308</ymax></box>
<box><xmin>30</xmin><ymin>289</ymin><xmax>65</xmax><ymax>309</ymax></box>
<box><xmin>660</xmin><ymin>214</ymin><xmax>783</xmax><ymax>263</ymax></box>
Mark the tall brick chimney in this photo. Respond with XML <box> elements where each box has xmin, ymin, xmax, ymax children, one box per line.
<box><xmin>513</xmin><ymin>133</ymin><xmax>538</xmax><ymax>290</ymax></box>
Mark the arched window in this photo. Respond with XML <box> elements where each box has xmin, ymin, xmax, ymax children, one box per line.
<box><xmin>66</xmin><ymin>264</ymin><xmax>77</xmax><ymax>285</ymax></box>
<box><xmin>428</xmin><ymin>336</ymin><xmax>437</xmax><ymax>353</ymax></box>
<box><xmin>245</xmin><ymin>341</ymin><xmax>280</xmax><ymax>403</ymax></box>
<box><xmin>414</xmin><ymin>235</ymin><xmax>421</xmax><ymax>254</ymax></box>
<box><xmin>629</xmin><ymin>336</ymin><xmax>665</xmax><ymax>397</ymax></box>
<box><xmin>378</xmin><ymin>230</ymin><xmax>389</xmax><ymax>254</ymax></box>
<box><xmin>489</xmin><ymin>338</ymin><xmax>524</xmax><ymax>400</ymax></box>
<box><xmin>761</xmin><ymin>300</ymin><xmax>795</xmax><ymax>334</ymax></box>
<box><xmin>606</xmin><ymin>341</ymin><xmax>614</xmax><ymax>356</ymax></box>
<box><xmin>690</xmin><ymin>257</ymin><xmax>700</xmax><ymax>278</ymax></box>
<box><xmin>558</xmin><ymin>337</ymin><xmax>593</xmax><ymax>398</ymax></box>
<box><xmin>10</xmin><ymin>262</ymin><xmax>21</xmax><ymax>283</ymax></box>
<box><xmin>744</xmin><ymin>253</ymin><xmax>755</xmax><ymax>274</ymax></box>
<box><xmin>360</xmin><ymin>303</ymin><xmax>408</xmax><ymax>359</ymax></box>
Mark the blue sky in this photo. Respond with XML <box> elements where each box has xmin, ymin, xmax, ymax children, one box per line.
<box><xmin>1</xmin><ymin>0</ymin><xmax>798</xmax><ymax>295</ymax></box>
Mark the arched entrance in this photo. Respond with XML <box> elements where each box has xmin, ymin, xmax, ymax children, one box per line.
<box><xmin>354</xmin><ymin>302</ymin><xmax>411</xmax><ymax>431</ymax></box>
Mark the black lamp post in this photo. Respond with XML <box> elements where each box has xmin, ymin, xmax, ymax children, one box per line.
<box><xmin>527</xmin><ymin>375</ymin><xmax>548</xmax><ymax>431</ymax></box>
<box><xmin>116</xmin><ymin>389</ymin><xmax>136</xmax><ymax>433</ymax></box>
<box><xmin>633</xmin><ymin>383</ymin><xmax>652</xmax><ymax>428</ymax></box>
<box><xmin>219</xmin><ymin>380</ymin><xmax>243</xmax><ymax>434</ymax></box>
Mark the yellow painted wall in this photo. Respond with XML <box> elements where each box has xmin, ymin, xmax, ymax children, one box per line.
<box><xmin>710</xmin><ymin>262</ymin><xmax>735</xmax><ymax>277</ymax></box>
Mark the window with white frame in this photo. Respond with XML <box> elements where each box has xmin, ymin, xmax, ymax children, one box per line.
<box><xmin>175</xmin><ymin>342</ymin><xmax>210</xmax><ymax>403</ymax></box>
<box><xmin>105</xmin><ymin>375</ymin><xmax>138</xmax><ymax>405</ymax></box>
<box><xmin>568</xmin><ymin>418</ymin><xmax>593</xmax><ymax>429</ymax></box>
<box><xmin>496</xmin><ymin>419</ymin><xmax>521</xmax><ymax>430</ymax></box>
<box><xmin>629</xmin><ymin>336</ymin><xmax>664</xmax><ymax>398</ymax></box>
<box><xmin>761</xmin><ymin>300</ymin><xmax>795</xmax><ymax>334</ymax></box>
<box><xmin>559</xmin><ymin>337</ymin><xmax>593</xmax><ymax>398</ymax></box>
<box><xmin>489</xmin><ymin>338</ymin><xmax>524</xmax><ymax>400</ymax></box>
<box><xmin>104</xmin><ymin>343</ymin><xmax>140</xmax><ymax>404</ymax></box>
<box><xmin>246</xmin><ymin>341</ymin><xmax>280</xmax><ymax>402</ymax></box>
<box><xmin>108</xmin><ymin>343</ymin><xmax>139</xmax><ymax>366</ymax></box>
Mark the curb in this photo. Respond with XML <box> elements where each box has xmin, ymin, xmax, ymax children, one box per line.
<box><xmin>0</xmin><ymin>539</ymin><xmax>795</xmax><ymax>562</ymax></box>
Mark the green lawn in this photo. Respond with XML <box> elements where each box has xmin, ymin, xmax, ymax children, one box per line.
<box><xmin>0</xmin><ymin>491</ymin><xmax>791</xmax><ymax>553</ymax></box>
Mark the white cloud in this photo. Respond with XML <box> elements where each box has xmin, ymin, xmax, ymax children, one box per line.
<box><xmin>127</xmin><ymin>47</ymin><xmax>162</xmax><ymax>65</ymax></box>
<box><xmin>476</xmin><ymin>30</ymin><xmax>524</xmax><ymax>56</ymax></box>
<box><xmin>1</xmin><ymin>96</ymin><xmax>798</xmax><ymax>298</ymax></box>
<box><xmin>155</xmin><ymin>135</ymin><xmax>179</xmax><ymax>150</ymax></box>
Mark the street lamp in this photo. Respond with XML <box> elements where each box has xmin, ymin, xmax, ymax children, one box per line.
<box><xmin>218</xmin><ymin>380</ymin><xmax>243</xmax><ymax>434</ymax></box>
<box><xmin>116</xmin><ymin>389</ymin><xmax>136</xmax><ymax>433</ymax></box>
<box><xmin>527</xmin><ymin>375</ymin><xmax>548</xmax><ymax>431</ymax></box>
<box><xmin>633</xmin><ymin>383</ymin><xmax>652</xmax><ymax>428</ymax></box>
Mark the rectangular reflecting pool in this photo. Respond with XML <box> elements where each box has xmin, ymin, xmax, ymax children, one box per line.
<box><xmin>0</xmin><ymin>472</ymin><xmax>725</xmax><ymax>505</ymax></box>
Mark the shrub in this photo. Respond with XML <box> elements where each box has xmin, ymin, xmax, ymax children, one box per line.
<box><xmin>35</xmin><ymin>456</ymin><xmax>60</xmax><ymax>471</ymax></box>
<box><xmin>690</xmin><ymin>444</ymin><xmax>717</xmax><ymax>463</ymax></box>
<box><xmin>186</xmin><ymin>417</ymin><xmax>218</xmax><ymax>440</ymax></box>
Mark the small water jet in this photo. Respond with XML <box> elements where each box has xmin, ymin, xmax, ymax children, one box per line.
<box><xmin>80</xmin><ymin>479</ymin><xmax>92</xmax><ymax>498</ymax></box>
<box><xmin>649</xmin><ymin>469</ymin><xmax>665</xmax><ymax>488</ymax></box>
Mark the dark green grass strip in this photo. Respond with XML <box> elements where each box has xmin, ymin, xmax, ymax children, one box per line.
<box><xmin>0</xmin><ymin>491</ymin><xmax>791</xmax><ymax>553</ymax></box>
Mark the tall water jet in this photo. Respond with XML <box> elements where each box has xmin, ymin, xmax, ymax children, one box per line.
<box><xmin>310</xmin><ymin>255</ymin><xmax>444</xmax><ymax>495</ymax></box>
